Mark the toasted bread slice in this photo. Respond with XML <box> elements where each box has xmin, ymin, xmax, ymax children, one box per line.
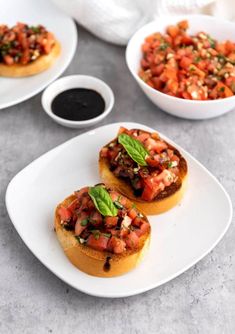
<box><xmin>54</xmin><ymin>194</ymin><xmax>151</xmax><ymax>278</ymax></box>
<box><xmin>99</xmin><ymin>130</ymin><xmax>188</xmax><ymax>215</ymax></box>
<box><xmin>0</xmin><ymin>40</ymin><xmax>60</xmax><ymax>77</ymax></box>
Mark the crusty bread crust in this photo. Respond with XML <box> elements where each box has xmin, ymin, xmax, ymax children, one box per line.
<box><xmin>0</xmin><ymin>40</ymin><xmax>60</xmax><ymax>77</ymax></box>
<box><xmin>54</xmin><ymin>194</ymin><xmax>151</xmax><ymax>277</ymax></box>
<box><xmin>99</xmin><ymin>133</ymin><xmax>188</xmax><ymax>215</ymax></box>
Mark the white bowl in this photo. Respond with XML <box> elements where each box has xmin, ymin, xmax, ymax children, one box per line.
<box><xmin>126</xmin><ymin>15</ymin><xmax>235</xmax><ymax>120</ymax></box>
<box><xmin>41</xmin><ymin>75</ymin><xmax>114</xmax><ymax>128</ymax></box>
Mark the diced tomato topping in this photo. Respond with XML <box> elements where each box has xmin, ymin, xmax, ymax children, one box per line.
<box><xmin>87</xmin><ymin>234</ymin><xmax>109</xmax><ymax>251</ymax></box>
<box><xmin>135</xmin><ymin>222</ymin><xmax>150</xmax><ymax>237</ymax></box>
<box><xmin>107</xmin><ymin>237</ymin><xmax>126</xmax><ymax>254</ymax></box>
<box><xmin>146</xmin><ymin>138</ymin><xmax>168</xmax><ymax>153</ymax></box>
<box><xmin>136</xmin><ymin>132</ymin><xmax>150</xmax><ymax>143</ymax></box>
<box><xmin>75</xmin><ymin>212</ymin><xmax>89</xmax><ymax>236</ymax></box>
<box><xmin>100</xmin><ymin>147</ymin><xmax>109</xmax><ymax>158</ymax></box>
<box><xmin>118</xmin><ymin>126</ymin><xmax>127</xmax><ymax>134</ymax></box>
<box><xmin>141</xmin><ymin>182</ymin><xmax>157</xmax><ymax>201</ymax></box>
<box><xmin>104</xmin><ymin>216</ymin><xmax>119</xmax><ymax>228</ymax></box>
<box><xmin>118</xmin><ymin>195</ymin><xmax>129</xmax><ymax>207</ymax></box>
<box><xmin>60</xmin><ymin>185</ymin><xmax>149</xmax><ymax>255</ymax></box>
<box><xmin>141</xmin><ymin>169</ymin><xmax>175</xmax><ymax>201</ymax></box>
<box><xmin>0</xmin><ymin>22</ymin><xmax>56</xmax><ymax>66</ymax></box>
<box><xmin>3</xmin><ymin>55</ymin><xmax>14</xmax><ymax>65</ymax></box>
<box><xmin>128</xmin><ymin>208</ymin><xmax>138</xmax><ymax>220</ymax></box>
<box><xmin>75</xmin><ymin>187</ymin><xmax>89</xmax><ymax>201</ymax></box>
<box><xmin>171</xmin><ymin>154</ymin><xmax>180</xmax><ymax>162</ymax></box>
<box><xmin>119</xmin><ymin>228</ymin><xmax>129</xmax><ymax>238</ymax></box>
<box><xmin>58</xmin><ymin>206</ymin><xmax>72</xmax><ymax>221</ymax></box>
<box><xmin>124</xmin><ymin>232</ymin><xmax>139</xmax><ymax>249</ymax></box>
<box><xmin>132</xmin><ymin>217</ymin><xmax>145</xmax><ymax>228</ymax></box>
<box><xmin>145</xmin><ymin>155</ymin><xmax>160</xmax><ymax>167</ymax></box>
<box><xmin>109</xmin><ymin>190</ymin><xmax>120</xmax><ymax>202</ymax></box>
<box><xmin>90</xmin><ymin>211</ymin><xmax>102</xmax><ymax>227</ymax></box>
<box><xmin>67</xmin><ymin>198</ymin><xmax>79</xmax><ymax>212</ymax></box>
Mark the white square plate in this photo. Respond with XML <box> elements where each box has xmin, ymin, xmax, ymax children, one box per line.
<box><xmin>5</xmin><ymin>122</ymin><xmax>232</xmax><ymax>298</ymax></box>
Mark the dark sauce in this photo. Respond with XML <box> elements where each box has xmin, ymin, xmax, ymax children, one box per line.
<box><xmin>51</xmin><ymin>88</ymin><xmax>105</xmax><ymax>121</ymax></box>
<box><xmin>103</xmin><ymin>256</ymin><xmax>111</xmax><ymax>272</ymax></box>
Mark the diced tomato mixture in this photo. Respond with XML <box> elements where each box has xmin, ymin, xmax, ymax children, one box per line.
<box><xmin>100</xmin><ymin>127</ymin><xmax>180</xmax><ymax>201</ymax></box>
<box><xmin>58</xmin><ymin>186</ymin><xmax>150</xmax><ymax>254</ymax></box>
<box><xmin>0</xmin><ymin>22</ymin><xmax>55</xmax><ymax>65</ymax></box>
<box><xmin>139</xmin><ymin>20</ymin><xmax>235</xmax><ymax>100</ymax></box>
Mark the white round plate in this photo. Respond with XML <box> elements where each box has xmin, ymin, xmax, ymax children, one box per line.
<box><xmin>5</xmin><ymin>122</ymin><xmax>232</xmax><ymax>298</ymax></box>
<box><xmin>0</xmin><ymin>0</ymin><xmax>77</xmax><ymax>110</ymax></box>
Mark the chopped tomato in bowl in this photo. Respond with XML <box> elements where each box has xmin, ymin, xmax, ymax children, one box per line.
<box><xmin>126</xmin><ymin>15</ymin><xmax>235</xmax><ymax>119</ymax></box>
<box><xmin>139</xmin><ymin>20</ymin><xmax>235</xmax><ymax>101</ymax></box>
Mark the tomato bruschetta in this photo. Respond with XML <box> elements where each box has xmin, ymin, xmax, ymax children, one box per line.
<box><xmin>0</xmin><ymin>22</ymin><xmax>60</xmax><ymax>77</ymax></box>
<box><xmin>54</xmin><ymin>185</ymin><xmax>151</xmax><ymax>277</ymax></box>
<box><xmin>139</xmin><ymin>20</ymin><xmax>235</xmax><ymax>100</ymax></box>
<box><xmin>99</xmin><ymin>127</ymin><xmax>187</xmax><ymax>215</ymax></box>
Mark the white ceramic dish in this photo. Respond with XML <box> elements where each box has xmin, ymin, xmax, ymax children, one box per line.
<box><xmin>126</xmin><ymin>15</ymin><xmax>235</xmax><ymax>120</ymax></box>
<box><xmin>41</xmin><ymin>75</ymin><xmax>114</xmax><ymax>128</ymax></box>
<box><xmin>0</xmin><ymin>0</ymin><xmax>77</xmax><ymax>110</ymax></box>
<box><xmin>5</xmin><ymin>122</ymin><xmax>232</xmax><ymax>298</ymax></box>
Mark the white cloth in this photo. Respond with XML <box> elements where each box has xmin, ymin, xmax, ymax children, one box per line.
<box><xmin>52</xmin><ymin>0</ymin><xmax>234</xmax><ymax>45</ymax></box>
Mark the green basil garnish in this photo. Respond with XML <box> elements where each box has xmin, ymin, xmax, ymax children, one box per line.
<box><xmin>91</xmin><ymin>230</ymin><xmax>100</xmax><ymax>240</ymax></box>
<box><xmin>114</xmin><ymin>201</ymin><xmax>123</xmax><ymax>209</ymax></box>
<box><xmin>89</xmin><ymin>186</ymin><xmax>118</xmax><ymax>217</ymax></box>
<box><xmin>30</xmin><ymin>26</ymin><xmax>40</xmax><ymax>33</ymax></box>
<box><xmin>102</xmin><ymin>233</ymin><xmax>111</xmax><ymax>238</ymax></box>
<box><xmin>80</xmin><ymin>218</ymin><xmax>89</xmax><ymax>226</ymax></box>
<box><xmin>118</xmin><ymin>133</ymin><xmax>149</xmax><ymax>166</ymax></box>
<box><xmin>207</xmin><ymin>35</ymin><xmax>215</xmax><ymax>48</ymax></box>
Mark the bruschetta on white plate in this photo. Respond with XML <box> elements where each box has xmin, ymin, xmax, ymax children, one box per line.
<box><xmin>55</xmin><ymin>184</ymin><xmax>151</xmax><ymax>277</ymax></box>
<box><xmin>99</xmin><ymin>127</ymin><xmax>187</xmax><ymax>215</ymax></box>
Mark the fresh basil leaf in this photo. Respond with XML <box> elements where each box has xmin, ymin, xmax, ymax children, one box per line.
<box><xmin>30</xmin><ymin>26</ymin><xmax>40</xmax><ymax>33</ymax></box>
<box><xmin>102</xmin><ymin>233</ymin><xmax>111</xmax><ymax>238</ymax></box>
<box><xmin>118</xmin><ymin>133</ymin><xmax>149</xmax><ymax>166</ymax></box>
<box><xmin>81</xmin><ymin>218</ymin><xmax>89</xmax><ymax>226</ymax></box>
<box><xmin>89</xmin><ymin>186</ymin><xmax>118</xmax><ymax>217</ymax></box>
<box><xmin>207</xmin><ymin>35</ymin><xmax>215</xmax><ymax>48</ymax></box>
<box><xmin>91</xmin><ymin>230</ymin><xmax>100</xmax><ymax>240</ymax></box>
<box><xmin>114</xmin><ymin>201</ymin><xmax>123</xmax><ymax>209</ymax></box>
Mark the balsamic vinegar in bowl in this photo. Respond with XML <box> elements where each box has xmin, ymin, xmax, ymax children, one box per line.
<box><xmin>51</xmin><ymin>88</ymin><xmax>105</xmax><ymax>121</ymax></box>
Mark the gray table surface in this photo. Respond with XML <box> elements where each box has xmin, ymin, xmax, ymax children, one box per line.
<box><xmin>0</xmin><ymin>24</ymin><xmax>234</xmax><ymax>334</ymax></box>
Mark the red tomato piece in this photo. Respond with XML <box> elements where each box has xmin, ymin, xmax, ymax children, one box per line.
<box><xmin>135</xmin><ymin>222</ymin><xmax>150</xmax><ymax>237</ymax></box>
<box><xmin>87</xmin><ymin>234</ymin><xmax>109</xmax><ymax>251</ymax></box>
<box><xmin>75</xmin><ymin>212</ymin><xmax>89</xmax><ymax>236</ymax></box>
<box><xmin>75</xmin><ymin>187</ymin><xmax>89</xmax><ymax>201</ymax></box>
<box><xmin>58</xmin><ymin>206</ymin><xmax>72</xmax><ymax>221</ymax></box>
<box><xmin>125</xmin><ymin>232</ymin><xmax>139</xmax><ymax>249</ymax></box>
<box><xmin>67</xmin><ymin>199</ymin><xmax>79</xmax><ymax>213</ymax></box>
<box><xmin>132</xmin><ymin>217</ymin><xmax>145</xmax><ymax>228</ymax></box>
<box><xmin>107</xmin><ymin>237</ymin><xmax>126</xmax><ymax>254</ymax></box>
<box><xmin>128</xmin><ymin>208</ymin><xmax>138</xmax><ymax>220</ymax></box>
<box><xmin>90</xmin><ymin>211</ymin><xmax>102</xmax><ymax>227</ymax></box>
<box><xmin>146</xmin><ymin>138</ymin><xmax>168</xmax><ymax>154</ymax></box>
<box><xmin>104</xmin><ymin>216</ymin><xmax>119</xmax><ymax>228</ymax></box>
